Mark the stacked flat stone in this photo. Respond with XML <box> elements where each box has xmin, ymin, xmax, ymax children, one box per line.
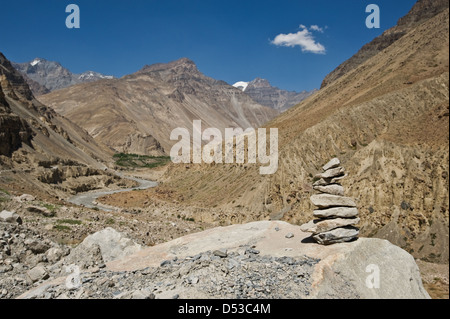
<box><xmin>300</xmin><ymin>158</ymin><xmax>360</xmax><ymax>245</ymax></box>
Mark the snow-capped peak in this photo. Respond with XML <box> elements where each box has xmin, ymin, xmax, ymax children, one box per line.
<box><xmin>30</xmin><ymin>59</ymin><xmax>41</xmax><ymax>67</ymax></box>
<box><xmin>78</xmin><ymin>71</ymin><xmax>114</xmax><ymax>80</ymax></box>
<box><xmin>233</xmin><ymin>81</ymin><xmax>249</xmax><ymax>92</ymax></box>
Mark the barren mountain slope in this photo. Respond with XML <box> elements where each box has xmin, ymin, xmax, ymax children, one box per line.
<box><xmin>0</xmin><ymin>52</ymin><xmax>129</xmax><ymax>200</ymax></box>
<box><xmin>321</xmin><ymin>0</ymin><xmax>449</xmax><ymax>88</ymax></box>
<box><xmin>141</xmin><ymin>7</ymin><xmax>449</xmax><ymax>263</ymax></box>
<box><xmin>39</xmin><ymin>58</ymin><xmax>278</xmax><ymax>155</ymax></box>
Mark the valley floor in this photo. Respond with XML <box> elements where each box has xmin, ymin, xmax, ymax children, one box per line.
<box><xmin>1</xmin><ymin>166</ymin><xmax>448</xmax><ymax>299</ymax></box>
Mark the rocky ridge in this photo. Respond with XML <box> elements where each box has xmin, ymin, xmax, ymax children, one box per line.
<box><xmin>12</xmin><ymin>58</ymin><xmax>114</xmax><ymax>95</ymax></box>
<box><xmin>234</xmin><ymin>78</ymin><xmax>317</xmax><ymax>111</ymax></box>
<box><xmin>0</xmin><ymin>51</ymin><xmax>136</xmax><ymax>200</ymax></box>
<box><xmin>321</xmin><ymin>0</ymin><xmax>449</xmax><ymax>88</ymax></box>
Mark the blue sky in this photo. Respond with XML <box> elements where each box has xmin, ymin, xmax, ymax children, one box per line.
<box><xmin>1</xmin><ymin>0</ymin><xmax>417</xmax><ymax>91</ymax></box>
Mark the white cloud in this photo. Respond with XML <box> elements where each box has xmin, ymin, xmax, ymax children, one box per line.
<box><xmin>310</xmin><ymin>25</ymin><xmax>324</xmax><ymax>33</ymax></box>
<box><xmin>271</xmin><ymin>25</ymin><xmax>326</xmax><ymax>54</ymax></box>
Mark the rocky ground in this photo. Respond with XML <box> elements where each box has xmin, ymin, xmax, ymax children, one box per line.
<box><xmin>19</xmin><ymin>250</ymin><xmax>320</xmax><ymax>300</ymax></box>
<box><xmin>0</xmin><ymin>177</ymin><xmax>447</xmax><ymax>299</ymax></box>
<box><xmin>0</xmin><ymin>211</ymin><xmax>319</xmax><ymax>300</ymax></box>
<box><xmin>416</xmin><ymin>260</ymin><xmax>449</xmax><ymax>299</ymax></box>
<box><xmin>4</xmin><ymin>218</ymin><xmax>435</xmax><ymax>300</ymax></box>
<box><xmin>0</xmin><ymin>190</ymin><xmax>207</xmax><ymax>248</ymax></box>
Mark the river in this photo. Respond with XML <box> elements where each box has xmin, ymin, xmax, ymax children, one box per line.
<box><xmin>68</xmin><ymin>172</ymin><xmax>158</xmax><ymax>212</ymax></box>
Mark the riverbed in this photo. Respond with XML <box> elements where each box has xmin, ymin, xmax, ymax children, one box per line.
<box><xmin>68</xmin><ymin>173</ymin><xmax>158</xmax><ymax>212</ymax></box>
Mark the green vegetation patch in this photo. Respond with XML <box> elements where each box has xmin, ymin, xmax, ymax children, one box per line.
<box><xmin>0</xmin><ymin>189</ymin><xmax>10</xmax><ymax>204</ymax></box>
<box><xmin>53</xmin><ymin>225</ymin><xmax>71</xmax><ymax>232</ymax></box>
<box><xmin>39</xmin><ymin>202</ymin><xmax>60</xmax><ymax>214</ymax></box>
<box><xmin>113</xmin><ymin>153</ymin><xmax>171</xmax><ymax>169</ymax></box>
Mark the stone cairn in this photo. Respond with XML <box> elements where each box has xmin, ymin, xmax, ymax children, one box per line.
<box><xmin>300</xmin><ymin>158</ymin><xmax>360</xmax><ymax>245</ymax></box>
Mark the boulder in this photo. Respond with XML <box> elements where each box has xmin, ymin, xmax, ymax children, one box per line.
<box><xmin>47</xmin><ymin>247</ymin><xmax>69</xmax><ymax>263</ymax></box>
<box><xmin>310</xmin><ymin>194</ymin><xmax>357</xmax><ymax>209</ymax></box>
<box><xmin>65</xmin><ymin>243</ymin><xmax>104</xmax><ymax>270</ymax></box>
<box><xmin>16</xmin><ymin>194</ymin><xmax>35</xmax><ymax>202</ymax></box>
<box><xmin>26</xmin><ymin>206</ymin><xmax>55</xmax><ymax>218</ymax></box>
<box><xmin>131</xmin><ymin>290</ymin><xmax>155</xmax><ymax>300</ymax></box>
<box><xmin>213</xmin><ymin>249</ymin><xmax>228</xmax><ymax>258</ymax></box>
<box><xmin>26</xmin><ymin>240</ymin><xmax>50</xmax><ymax>255</ymax></box>
<box><xmin>0</xmin><ymin>210</ymin><xmax>22</xmax><ymax>225</ymax></box>
<box><xmin>26</xmin><ymin>265</ymin><xmax>49</xmax><ymax>284</ymax></box>
<box><xmin>73</xmin><ymin>228</ymin><xmax>142</xmax><ymax>263</ymax></box>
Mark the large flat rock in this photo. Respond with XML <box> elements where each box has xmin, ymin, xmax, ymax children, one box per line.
<box><xmin>18</xmin><ymin>221</ymin><xmax>430</xmax><ymax>299</ymax></box>
<box><xmin>106</xmin><ymin>221</ymin><xmax>429</xmax><ymax>299</ymax></box>
<box><xmin>71</xmin><ymin>227</ymin><xmax>142</xmax><ymax>263</ymax></box>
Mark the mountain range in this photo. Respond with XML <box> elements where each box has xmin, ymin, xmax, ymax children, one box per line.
<box><xmin>0</xmin><ymin>51</ymin><xmax>139</xmax><ymax>200</ymax></box>
<box><xmin>12</xmin><ymin>58</ymin><xmax>114</xmax><ymax>95</ymax></box>
<box><xmin>39</xmin><ymin>58</ymin><xmax>279</xmax><ymax>155</ymax></box>
<box><xmin>233</xmin><ymin>78</ymin><xmax>316</xmax><ymax>111</ymax></box>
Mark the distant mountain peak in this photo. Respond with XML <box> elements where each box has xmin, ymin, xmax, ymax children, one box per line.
<box><xmin>140</xmin><ymin>57</ymin><xmax>198</xmax><ymax>74</ymax></box>
<box><xmin>249</xmin><ymin>78</ymin><xmax>272</xmax><ymax>88</ymax></box>
<box><xmin>233</xmin><ymin>81</ymin><xmax>249</xmax><ymax>91</ymax></box>
<box><xmin>12</xmin><ymin>58</ymin><xmax>114</xmax><ymax>95</ymax></box>
<box><xmin>233</xmin><ymin>77</ymin><xmax>316</xmax><ymax>111</ymax></box>
<box><xmin>175</xmin><ymin>57</ymin><xmax>196</xmax><ymax>65</ymax></box>
<box><xmin>78</xmin><ymin>71</ymin><xmax>114</xmax><ymax>81</ymax></box>
<box><xmin>30</xmin><ymin>58</ymin><xmax>43</xmax><ymax>67</ymax></box>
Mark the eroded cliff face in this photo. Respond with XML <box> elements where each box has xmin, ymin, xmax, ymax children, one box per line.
<box><xmin>321</xmin><ymin>0</ymin><xmax>449</xmax><ymax>89</ymax></box>
<box><xmin>0</xmin><ymin>51</ymin><xmax>132</xmax><ymax>200</ymax></box>
<box><xmin>0</xmin><ymin>77</ymin><xmax>34</xmax><ymax>157</ymax></box>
